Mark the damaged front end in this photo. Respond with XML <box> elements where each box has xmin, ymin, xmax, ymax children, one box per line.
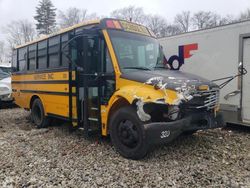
<box><xmin>131</xmin><ymin>76</ymin><xmax>224</xmax><ymax>145</ymax></box>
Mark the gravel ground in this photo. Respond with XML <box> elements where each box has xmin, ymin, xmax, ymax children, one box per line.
<box><xmin>0</xmin><ymin>106</ymin><xmax>250</xmax><ymax>188</ymax></box>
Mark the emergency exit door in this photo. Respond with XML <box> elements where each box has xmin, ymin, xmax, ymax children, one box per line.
<box><xmin>242</xmin><ymin>37</ymin><xmax>250</xmax><ymax>123</ymax></box>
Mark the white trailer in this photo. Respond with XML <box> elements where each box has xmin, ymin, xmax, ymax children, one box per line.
<box><xmin>159</xmin><ymin>20</ymin><xmax>250</xmax><ymax>126</ymax></box>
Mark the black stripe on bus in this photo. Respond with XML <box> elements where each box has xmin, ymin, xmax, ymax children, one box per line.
<box><xmin>20</xmin><ymin>89</ymin><xmax>76</xmax><ymax>96</ymax></box>
<box><xmin>12</xmin><ymin>80</ymin><xmax>70</xmax><ymax>84</ymax></box>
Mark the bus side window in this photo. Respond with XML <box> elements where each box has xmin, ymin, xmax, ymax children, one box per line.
<box><xmin>12</xmin><ymin>50</ymin><xmax>18</xmax><ymax>72</ymax></box>
<box><xmin>38</xmin><ymin>40</ymin><xmax>47</xmax><ymax>69</ymax></box>
<box><xmin>28</xmin><ymin>44</ymin><xmax>36</xmax><ymax>70</ymax></box>
<box><xmin>61</xmin><ymin>33</ymin><xmax>70</xmax><ymax>67</ymax></box>
<box><xmin>18</xmin><ymin>47</ymin><xmax>27</xmax><ymax>71</ymax></box>
<box><xmin>86</xmin><ymin>38</ymin><xmax>98</xmax><ymax>73</ymax></box>
<box><xmin>49</xmin><ymin>36</ymin><xmax>60</xmax><ymax>68</ymax></box>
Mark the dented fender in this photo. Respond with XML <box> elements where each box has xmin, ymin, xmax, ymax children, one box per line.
<box><xmin>113</xmin><ymin>84</ymin><xmax>179</xmax><ymax>105</ymax></box>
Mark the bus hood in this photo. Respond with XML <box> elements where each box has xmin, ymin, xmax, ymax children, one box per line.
<box><xmin>121</xmin><ymin>69</ymin><xmax>218</xmax><ymax>90</ymax></box>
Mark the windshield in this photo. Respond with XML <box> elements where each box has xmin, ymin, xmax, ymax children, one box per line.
<box><xmin>108</xmin><ymin>30</ymin><xmax>168</xmax><ymax>72</ymax></box>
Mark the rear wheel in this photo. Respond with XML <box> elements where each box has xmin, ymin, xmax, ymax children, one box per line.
<box><xmin>31</xmin><ymin>98</ymin><xmax>50</xmax><ymax>128</ymax></box>
<box><xmin>110</xmin><ymin>106</ymin><xmax>149</xmax><ymax>160</ymax></box>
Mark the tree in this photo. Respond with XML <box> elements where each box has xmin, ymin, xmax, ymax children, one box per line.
<box><xmin>58</xmin><ymin>7</ymin><xmax>100</xmax><ymax>29</ymax></box>
<box><xmin>239</xmin><ymin>8</ymin><xmax>250</xmax><ymax>21</ymax></box>
<box><xmin>145</xmin><ymin>14</ymin><xmax>181</xmax><ymax>37</ymax></box>
<box><xmin>4</xmin><ymin>19</ymin><xmax>36</xmax><ymax>47</ymax></box>
<box><xmin>160</xmin><ymin>24</ymin><xmax>182</xmax><ymax>37</ymax></box>
<box><xmin>174</xmin><ymin>11</ymin><xmax>191</xmax><ymax>32</ymax></box>
<box><xmin>219</xmin><ymin>15</ymin><xmax>236</xmax><ymax>25</ymax></box>
<box><xmin>58</xmin><ymin>8</ymin><xmax>87</xmax><ymax>28</ymax></box>
<box><xmin>191</xmin><ymin>11</ymin><xmax>219</xmax><ymax>29</ymax></box>
<box><xmin>110</xmin><ymin>6</ymin><xmax>145</xmax><ymax>24</ymax></box>
<box><xmin>145</xmin><ymin>15</ymin><xmax>168</xmax><ymax>37</ymax></box>
<box><xmin>34</xmin><ymin>0</ymin><xmax>56</xmax><ymax>35</ymax></box>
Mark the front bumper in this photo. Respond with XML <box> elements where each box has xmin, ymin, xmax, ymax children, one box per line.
<box><xmin>0</xmin><ymin>93</ymin><xmax>13</xmax><ymax>102</ymax></box>
<box><xmin>143</xmin><ymin>112</ymin><xmax>224</xmax><ymax>145</ymax></box>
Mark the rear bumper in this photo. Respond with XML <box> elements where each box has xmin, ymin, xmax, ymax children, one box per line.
<box><xmin>143</xmin><ymin>112</ymin><xmax>224</xmax><ymax>145</ymax></box>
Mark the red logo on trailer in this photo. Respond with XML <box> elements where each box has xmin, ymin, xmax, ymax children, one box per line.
<box><xmin>167</xmin><ymin>43</ymin><xmax>198</xmax><ymax>70</ymax></box>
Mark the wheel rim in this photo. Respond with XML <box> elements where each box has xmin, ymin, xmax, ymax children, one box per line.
<box><xmin>33</xmin><ymin>105</ymin><xmax>42</xmax><ymax>125</ymax></box>
<box><xmin>117</xmin><ymin>120</ymin><xmax>139</xmax><ymax>149</ymax></box>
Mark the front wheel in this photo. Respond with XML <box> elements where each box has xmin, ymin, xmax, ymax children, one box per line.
<box><xmin>31</xmin><ymin>98</ymin><xmax>50</xmax><ymax>128</ymax></box>
<box><xmin>109</xmin><ymin>106</ymin><xmax>149</xmax><ymax>160</ymax></box>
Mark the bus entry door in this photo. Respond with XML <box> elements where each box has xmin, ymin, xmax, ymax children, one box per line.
<box><xmin>76</xmin><ymin>36</ymin><xmax>101</xmax><ymax>134</ymax></box>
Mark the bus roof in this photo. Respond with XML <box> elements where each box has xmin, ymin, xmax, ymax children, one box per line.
<box><xmin>15</xmin><ymin>18</ymin><xmax>156</xmax><ymax>49</ymax></box>
<box><xmin>16</xmin><ymin>20</ymin><xmax>100</xmax><ymax>49</ymax></box>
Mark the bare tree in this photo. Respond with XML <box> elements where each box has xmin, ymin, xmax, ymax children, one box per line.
<box><xmin>145</xmin><ymin>15</ymin><xmax>168</xmax><ymax>37</ymax></box>
<box><xmin>58</xmin><ymin>8</ymin><xmax>100</xmax><ymax>29</ymax></box>
<box><xmin>160</xmin><ymin>24</ymin><xmax>182</xmax><ymax>37</ymax></box>
<box><xmin>3</xmin><ymin>19</ymin><xmax>36</xmax><ymax>48</ymax></box>
<box><xmin>58</xmin><ymin>8</ymin><xmax>87</xmax><ymax>28</ymax></box>
<box><xmin>239</xmin><ymin>8</ymin><xmax>250</xmax><ymax>21</ymax></box>
<box><xmin>218</xmin><ymin>15</ymin><xmax>236</xmax><ymax>25</ymax></box>
<box><xmin>85</xmin><ymin>12</ymin><xmax>100</xmax><ymax>20</ymax></box>
<box><xmin>110</xmin><ymin>6</ymin><xmax>145</xmax><ymax>24</ymax></box>
<box><xmin>174</xmin><ymin>11</ymin><xmax>191</xmax><ymax>32</ymax></box>
<box><xmin>191</xmin><ymin>11</ymin><xmax>219</xmax><ymax>29</ymax></box>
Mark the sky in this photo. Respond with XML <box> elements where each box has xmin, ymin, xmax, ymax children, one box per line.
<box><xmin>0</xmin><ymin>0</ymin><xmax>249</xmax><ymax>41</ymax></box>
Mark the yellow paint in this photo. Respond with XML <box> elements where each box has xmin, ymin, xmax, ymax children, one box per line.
<box><xmin>12</xmin><ymin>70</ymin><xmax>77</xmax><ymax>120</ymax></box>
<box><xmin>12</xmin><ymin>71</ymin><xmax>75</xmax><ymax>81</ymax></box>
<box><xmin>198</xmin><ymin>85</ymin><xmax>209</xmax><ymax>91</ymax></box>
<box><xmin>12</xmin><ymin>91</ymin><xmax>77</xmax><ymax>119</ymax></box>
<box><xmin>100</xmin><ymin>77</ymin><xmax>179</xmax><ymax>136</ymax></box>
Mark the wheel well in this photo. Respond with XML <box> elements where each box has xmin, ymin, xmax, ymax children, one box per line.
<box><xmin>107</xmin><ymin>97</ymin><xmax>130</xmax><ymax>133</ymax></box>
<box><xmin>30</xmin><ymin>95</ymin><xmax>40</xmax><ymax>109</ymax></box>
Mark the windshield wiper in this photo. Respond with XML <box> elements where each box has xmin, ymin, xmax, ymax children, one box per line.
<box><xmin>122</xmin><ymin>66</ymin><xmax>151</xmax><ymax>71</ymax></box>
<box><xmin>153</xmin><ymin>65</ymin><xmax>169</xmax><ymax>69</ymax></box>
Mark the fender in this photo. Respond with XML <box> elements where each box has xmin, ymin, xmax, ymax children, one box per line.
<box><xmin>101</xmin><ymin>84</ymin><xmax>180</xmax><ymax>136</ymax></box>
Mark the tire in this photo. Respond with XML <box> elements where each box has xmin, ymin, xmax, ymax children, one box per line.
<box><xmin>31</xmin><ymin>98</ymin><xmax>50</xmax><ymax>128</ymax></box>
<box><xmin>183</xmin><ymin>130</ymin><xmax>197</xmax><ymax>135</ymax></box>
<box><xmin>109</xmin><ymin>106</ymin><xmax>149</xmax><ymax>160</ymax></box>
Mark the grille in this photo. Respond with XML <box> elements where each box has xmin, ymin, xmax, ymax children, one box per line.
<box><xmin>193</xmin><ymin>88</ymin><xmax>220</xmax><ymax>110</ymax></box>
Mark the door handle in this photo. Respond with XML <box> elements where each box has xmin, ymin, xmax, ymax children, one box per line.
<box><xmin>224</xmin><ymin>90</ymin><xmax>240</xmax><ymax>100</ymax></box>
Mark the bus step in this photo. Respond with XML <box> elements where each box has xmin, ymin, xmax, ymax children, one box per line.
<box><xmin>88</xmin><ymin>117</ymin><xmax>98</xmax><ymax>121</ymax></box>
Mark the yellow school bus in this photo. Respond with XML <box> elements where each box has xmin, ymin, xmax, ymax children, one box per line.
<box><xmin>12</xmin><ymin>18</ymin><xmax>224</xmax><ymax>159</ymax></box>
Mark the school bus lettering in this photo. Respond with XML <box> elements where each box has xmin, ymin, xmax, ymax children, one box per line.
<box><xmin>47</xmin><ymin>73</ymin><xmax>54</xmax><ymax>80</ymax></box>
<box><xmin>34</xmin><ymin>74</ymin><xmax>46</xmax><ymax>80</ymax></box>
<box><xmin>11</xmin><ymin>18</ymin><xmax>224</xmax><ymax>159</ymax></box>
